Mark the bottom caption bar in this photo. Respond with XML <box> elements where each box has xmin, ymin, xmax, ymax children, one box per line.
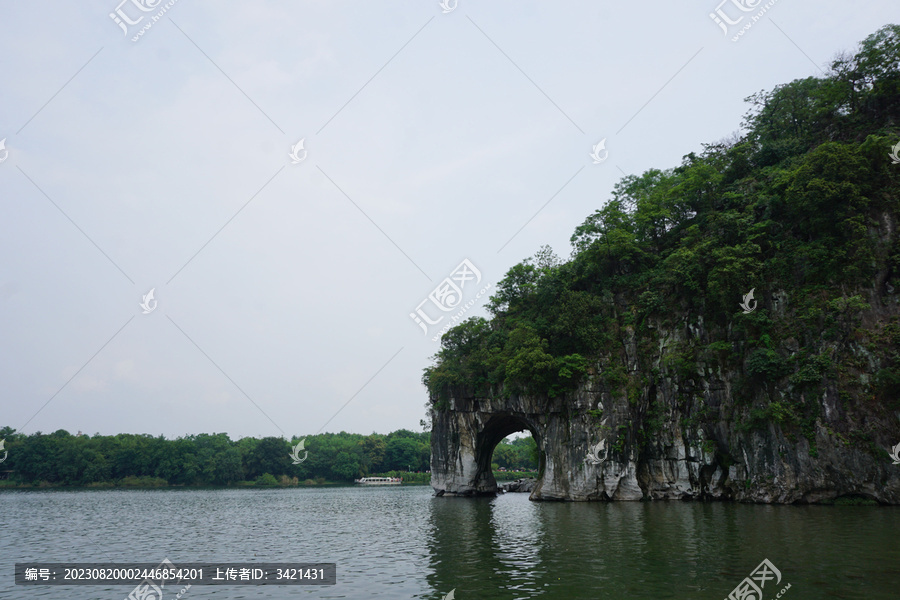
<box><xmin>15</xmin><ymin>561</ymin><xmax>336</xmax><ymax>585</ymax></box>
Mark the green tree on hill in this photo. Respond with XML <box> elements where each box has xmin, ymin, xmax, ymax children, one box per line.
<box><xmin>423</xmin><ymin>25</ymin><xmax>900</xmax><ymax>422</ymax></box>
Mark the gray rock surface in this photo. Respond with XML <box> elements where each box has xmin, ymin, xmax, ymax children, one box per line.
<box><xmin>500</xmin><ymin>478</ymin><xmax>536</xmax><ymax>493</ymax></box>
<box><xmin>430</xmin><ymin>369</ymin><xmax>900</xmax><ymax>503</ymax></box>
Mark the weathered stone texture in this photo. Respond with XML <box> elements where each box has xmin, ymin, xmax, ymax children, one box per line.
<box><xmin>430</xmin><ymin>372</ymin><xmax>900</xmax><ymax>503</ymax></box>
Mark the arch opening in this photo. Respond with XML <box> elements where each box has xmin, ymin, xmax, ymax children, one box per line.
<box><xmin>490</xmin><ymin>433</ymin><xmax>538</xmax><ymax>474</ymax></box>
<box><xmin>473</xmin><ymin>414</ymin><xmax>544</xmax><ymax>495</ymax></box>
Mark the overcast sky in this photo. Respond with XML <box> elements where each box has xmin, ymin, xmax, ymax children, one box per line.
<box><xmin>0</xmin><ymin>2</ymin><xmax>894</xmax><ymax>440</ymax></box>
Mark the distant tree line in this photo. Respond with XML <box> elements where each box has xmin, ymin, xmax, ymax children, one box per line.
<box><xmin>0</xmin><ymin>426</ymin><xmax>428</xmax><ymax>486</ymax></box>
<box><xmin>0</xmin><ymin>426</ymin><xmax>536</xmax><ymax>487</ymax></box>
<box><xmin>491</xmin><ymin>436</ymin><xmax>539</xmax><ymax>471</ymax></box>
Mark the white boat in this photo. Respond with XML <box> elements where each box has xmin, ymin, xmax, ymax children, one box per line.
<box><xmin>354</xmin><ymin>476</ymin><xmax>402</xmax><ymax>485</ymax></box>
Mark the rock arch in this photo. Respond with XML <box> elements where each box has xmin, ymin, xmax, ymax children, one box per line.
<box><xmin>430</xmin><ymin>396</ymin><xmax>545</xmax><ymax>497</ymax></box>
<box><xmin>429</xmin><ymin>391</ymin><xmax>711</xmax><ymax>501</ymax></box>
<box><xmin>429</xmin><ymin>379</ymin><xmax>900</xmax><ymax>503</ymax></box>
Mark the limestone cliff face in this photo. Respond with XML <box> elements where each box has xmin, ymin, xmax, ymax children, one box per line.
<box><xmin>428</xmin><ymin>31</ymin><xmax>900</xmax><ymax>500</ymax></box>
<box><xmin>430</xmin><ymin>303</ymin><xmax>900</xmax><ymax>503</ymax></box>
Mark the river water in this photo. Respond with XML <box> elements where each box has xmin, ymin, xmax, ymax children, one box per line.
<box><xmin>1</xmin><ymin>485</ymin><xmax>898</xmax><ymax>599</ymax></box>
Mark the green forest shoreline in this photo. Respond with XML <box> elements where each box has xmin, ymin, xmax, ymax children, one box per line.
<box><xmin>0</xmin><ymin>470</ymin><xmax>540</xmax><ymax>491</ymax></box>
<box><xmin>0</xmin><ymin>426</ymin><xmax>537</xmax><ymax>489</ymax></box>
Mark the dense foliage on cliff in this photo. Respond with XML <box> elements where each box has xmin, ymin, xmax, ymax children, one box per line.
<box><xmin>0</xmin><ymin>426</ymin><xmax>431</xmax><ymax>486</ymax></box>
<box><xmin>424</xmin><ymin>26</ymin><xmax>900</xmax><ymax>423</ymax></box>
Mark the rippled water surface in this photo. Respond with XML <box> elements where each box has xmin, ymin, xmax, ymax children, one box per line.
<box><xmin>2</xmin><ymin>486</ymin><xmax>898</xmax><ymax>599</ymax></box>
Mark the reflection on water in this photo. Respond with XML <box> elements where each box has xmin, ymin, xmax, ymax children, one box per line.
<box><xmin>1</xmin><ymin>486</ymin><xmax>898</xmax><ymax>599</ymax></box>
